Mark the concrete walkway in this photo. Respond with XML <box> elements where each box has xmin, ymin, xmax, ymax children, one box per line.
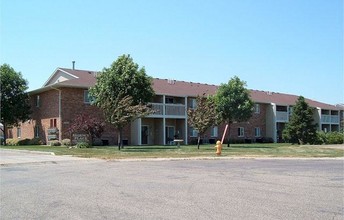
<box><xmin>0</xmin><ymin>149</ymin><xmax>92</xmax><ymax>165</ymax></box>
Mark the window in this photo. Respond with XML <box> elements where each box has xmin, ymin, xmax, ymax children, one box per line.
<box><xmin>237</xmin><ymin>127</ymin><xmax>244</xmax><ymax>137</ymax></box>
<box><xmin>17</xmin><ymin>127</ymin><xmax>21</xmax><ymax>138</ymax></box>
<box><xmin>211</xmin><ymin>126</ymin><xmax>218</xmax><ymax>137</ymax></box>
<box><xmin>254</xmin><ymin>127</ymin><xmax>261</xmax><ymax>137</ymax></box>
<box><xmin>254</xmin><ymin>103</ymin><xmax>260</xmax><ymax>114</ymax></box>
<box><xmin>190</xmin><ymin>98</ymin><xmax>197</xmax><ymax>109</ymax></box>
<box><xmin>8</xmin><ymin>129</ymin><xmax>13</xmax><ymax>138</ymax></box>
<box><xmin>190</xmin><ymin>127</ymin><xmax>198</xmax><ymax>137</ymax></box>
<box><xmin>165</xmin><ymin>97</ymin><xmax>174</xmax><ymax>104</ymax></box>
<box><xmin>50</xmin><ymin>119</ymin><xmax>57</xmax><ymax>128</ymax></box>
<box><xmin>34</xmin><ymin>126</ymin><xmax>39</xmax><ymax>138</ymax></box>
<box><xmin>36</xmin><ymin>95</ymin><xmax>40</xmax><ymax>107</ymax></box>
<box><xmin>84</xmin><ymin>90</ymin><xmax>94</xmax><ymax>104</ymax></box>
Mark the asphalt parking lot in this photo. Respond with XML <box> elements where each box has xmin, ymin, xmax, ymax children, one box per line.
<box><xmin>1</xmin><ymin>149</ymin><xmax>343</xmax><ymax>220</ymax></box>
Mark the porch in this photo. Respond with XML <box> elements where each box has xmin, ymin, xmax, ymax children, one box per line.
<box><xmin>131</xmin><ymin>118</ymin><xmax>187</xmax><ymax>146</ymax></box>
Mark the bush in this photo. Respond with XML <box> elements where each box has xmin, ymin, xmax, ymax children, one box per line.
<box><xmin>314</xmin><ymin>131</ymin><xmax>344</xmax><ymax>145</ymax></box>
<box><xmin>18</xmin><ymin>138</ymin><xmax>31</xmax><ymax>145</ymax></box>
<box><xmin>76</xmin><ymin>142</ymin><xmax>91</xmax><ymax>148</ymax></box>
<box><xmin>49</xmin><ymin>140</ymin><xmax>61</xmax><ymax>146</ymax></box>
<box><xmin>61</xmin><ymin>139</ymin><xmax>71</xmax><ymax>146</ymax></box>
<box><xmin>29</xmin><ymin>138</ymin><xmax>44</xmax><ymax>145</ymax></box>
<box><xmin>327</xmin><ymin>132</ymin><xmax>343</xmax><ymax>144</ymax></box>
<box><xmin>6</xmin><ymin>138</ymin><xmax>19</xmax><ymax>146</ymax></box>
<box><xmin>314</xmin><ymin>131</ymin><xmax>326</xmax><ymax>145</ymax></box>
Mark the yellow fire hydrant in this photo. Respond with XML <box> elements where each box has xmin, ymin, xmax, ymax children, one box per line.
<box><xmin>215</xmin><ymin>140</ymin><xmax>222</xmax><ymax>156</ymax></box>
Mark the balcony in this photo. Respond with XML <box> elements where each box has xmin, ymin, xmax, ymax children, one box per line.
<box><xmin>148</xmin><ymin>103</ymin><xmax>186</xmax><ymax>117</ymax></box>
<box><xmin>321</xmin><ymin>115</ymin><xmax>339</xmax><ymax>124</ymax></box>
<box><xmin>276</xmin><ymin>111</ymin><xmax>288</xmax><ymax>122</ymax></box>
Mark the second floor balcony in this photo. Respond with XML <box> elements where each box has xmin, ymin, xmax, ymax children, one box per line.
<box><xmin>148</xmin><ymin>103</ymin><xmax>186</xmax><ymax>118</ymax></box>
<box><xmin>321</xmin><ymin>115</ymin><xmax>339</xmax><ymax>124</ymax></box>
<box><xmin>276</xmin><ymin>111</ymin><xmax>288</xmax><ymax>122</ymax></box>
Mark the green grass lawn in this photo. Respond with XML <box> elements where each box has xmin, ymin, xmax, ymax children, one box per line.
<box><xmin>1</xmin><ymin>143</ymin><xmax>343</xmax><ymax>159</ymax></box>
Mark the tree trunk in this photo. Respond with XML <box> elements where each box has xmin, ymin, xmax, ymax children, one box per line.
<box><xmin>227</xmin><ymin>123</ymin><xmax>231</xmax><ymax>147</ymax></box>
<box><xmin>120</xmin><ymin>129</ymin><xmax>124</xmax><ymax>149</ymax></box>
<box><xmin>197</xmin><ymin>135</ymin><xmax>201</xmax><ymax>150</ymax></box>
<box><xmin>117</xmin><ymin>129</ymin><xmax>121</xmax><ymax>150</ymax></box>
<box><xmin>1</xmin><ymin>123</ymin><xmax>7</xmax><ymax>146</ymax></box>
<box><xmin>117</xmin><ymin>128</ymin><xmax>124</xmax><ymax>150</ymax></box>
<box><xmin>89</xmin><ymin>132</ymin><xmax>93</xmax><ymax>146</ymax></box>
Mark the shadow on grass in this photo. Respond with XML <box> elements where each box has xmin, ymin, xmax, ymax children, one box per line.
<box><xmin>121</xmin><ymin>146</ymin><xmax>178</xmax><ymax>152</ymax></box>
<box><xmin>228</xmin><ymin>145</ymin><xmax>273</xmax><ymax>149</ymax></box>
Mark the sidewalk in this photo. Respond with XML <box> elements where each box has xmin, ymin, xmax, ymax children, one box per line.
<box><xmin>0</xmin><ymin>149</ymin><xmax>92</xmax><ymax>166</ymax></box>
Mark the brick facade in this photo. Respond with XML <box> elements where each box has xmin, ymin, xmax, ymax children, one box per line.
<box><xmin>12</xmin><ymin>87</ymin><xmax>131</xmax><ymax>146</ymax></box>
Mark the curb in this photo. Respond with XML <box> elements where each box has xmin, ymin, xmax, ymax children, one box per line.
<box><xmin>107</xmin><ymin>156</ymin><xmax>344</xmax><ymax>162</ymax></box>
<box><xmin>0</xmin><ymin>148</ymin><xmax>55</xmax><ymax>155</ymax></box>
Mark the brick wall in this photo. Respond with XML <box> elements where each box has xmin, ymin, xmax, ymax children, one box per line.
<box><xmin>187</xmin><ymin>103</ymin><xmax>268</xmax><ymax>144</ymax></box>
<box><xmin>17</xmin><ymin>87</ymin><xmax>131</xmax><ymax>145</ymax></box>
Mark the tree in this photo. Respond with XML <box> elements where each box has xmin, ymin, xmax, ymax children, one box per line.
<box><xmin>214</xmin><ymin>76</ymin><xmax>254</xmax><ymax>147</ymax></box>
<box><xmin>282</xmin><ymin>96</ymin><xmax>317</xmax><ymax>145</ymax></box>
<box><xmin>0</xmin><ymin>64</ymin><xmax>31</xmax><ymax>145</ymax></box>
<box><xmin>188</xmin><ymin>94</ymin><xmax>217</xmax><ymax>149</ymax></box>
<box><xmin>89</xmin><ymin>55</ymin><xmax>155</xmax><ymax>150</ymax></box>
<box><xmin>68</xmin><ymin>113</ymin><xmax>105</xmax><ymax>145</ymax></box>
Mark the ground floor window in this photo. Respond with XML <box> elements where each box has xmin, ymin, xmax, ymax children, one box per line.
<box><xmin>237</xmin><ymin>127</ymin><xmax>244</xmax><ymax>137</ymax></box>
<box><xmin>190</xmin><ymin>127</ymin><xmax>198</xmax><ymax>137</ymax></box>
<box><xmin>255</xmin><ymin>127</ymin><xmax>261</xmax><ymax>137</ymax></box>
<box><xmin>17</xmin><ymin>127</ymin><xmax>21</xmax><ymax>138</ymax></box>
<box><xmin>34</xmin><ymin>126</ymin><xmax>40</xmax><ymax>138</ymax></box>
<box><xmin>8</xmin><ymin>129</ymin><xmax>13</xmax><ymax>138</ymax></box>
<box><xmin>211</xmin><ymin>126</ymin><xmax>218</xmax><ymax>137</ymax></box>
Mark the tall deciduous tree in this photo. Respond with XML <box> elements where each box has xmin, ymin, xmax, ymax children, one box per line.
<box><xmin>214</xmin><ymin>76</ymin><xmax>254</xmax><ymax>147</ymax></box>
<box><xmin>282</xmin><ymin>96</ymin><xmax>317</xmax><ymax>145</ymax></box>
<box><xmin>0</xmin><ymin>64</ymin><xmax>31</xmax><ymax>145</ymax></box>
<box><xmin>68</xmin><ymin>113</ymin><xmax>105</xmax><ymax>145</ymax></box>
<box><xmin>89</xmin><ymin>55</ymin><xmax>155</xmax><ymax>150</ymax></box>
<box><xmin>188</xmin><ymin>94</ymin><xmax>217</xmax><ymax>149</ymax></box>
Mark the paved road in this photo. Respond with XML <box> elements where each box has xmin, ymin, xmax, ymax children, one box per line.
<box><xmin>0</xmin><ymin>150</ymin><xmax>343</xmax><ymax>220</ymax></box>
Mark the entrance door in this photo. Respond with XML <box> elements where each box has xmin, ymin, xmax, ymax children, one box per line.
<box><xmin>165</xmin><ymin>126</ymin><xmax>175</xmax><ymax>145</ymax></box>
<box><xmin>141</xmin><ymin>125</ymin><xmax>149</xmax><ymax>145</ymax></box>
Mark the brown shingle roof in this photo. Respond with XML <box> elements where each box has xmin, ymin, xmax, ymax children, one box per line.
<box><xmin>152</xmin><ymin>78</ymin><xmax>217</xmax><ymax>97</ymax></box>
<box><xmin>32</xmin><ymin>68</ymin><xmax>339</xmax><ymax>110</ymax></box>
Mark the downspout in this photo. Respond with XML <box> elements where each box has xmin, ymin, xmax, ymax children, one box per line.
<box><xmin>51</xmin><ymin>86</ymin><xmax>62</xmax><ymax>142</ymax></box>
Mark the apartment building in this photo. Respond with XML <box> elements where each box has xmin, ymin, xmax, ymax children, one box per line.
<box><xmin>7</xmin><ymin>68</ymin><xmax>342</xmax><ymax>145</ymax></box>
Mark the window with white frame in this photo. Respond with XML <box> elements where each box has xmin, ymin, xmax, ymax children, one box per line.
<box><xmin>34</xmin><ymin>126</ymin><xmax>39</xmax><ymax>138</ymax></box>
<box><xmin>36</xmin><ymin>95</ymin><xmax>40</xmax><ymax>107</ymax></box>
<box><xmin>254</xmin><ymin>103</ymin><xmax>260</xmax><ymax>114</ymax></box>
<box><xmin>190</xmin><ymin>127</ymin><xmax>199</xmax><ymax>137</ymax></box>
<box><xmin>254</xmin><ymin>127</ymin><xmax>261</xmax><ymax>137</ymax></box>
<box><xmin>17</xmin><ymin>127</ymin><xmax>21</xmax><ymax>138</ymax></box>
<box><xmin>211</xmin><ymin>126</ymin><xmax>218</xmax><ymax>137</ymax></box>
<box><xmin>84</xmin><ymin>90</ymin><xmax>94</xmax><ymax>104</ymax></box>
<box><xmin>237</xmin><ymin>127</ymin><xmax>244</xmax><ymax>137</ymax></box>
<box><xmin>190</xmin><ymin>98</ymin><xmax>197</xmax><ymax>109</ymax></box>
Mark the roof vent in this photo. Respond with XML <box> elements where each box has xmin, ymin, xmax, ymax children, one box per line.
<box><xmin>167</xmin><ymin>79</ymin><xmax>175</xmax><ymax>85</ymax></box>
<box><xmin>72</xmin><ymin>61</ymin><xmax>75</xmax><ymax>70</ymax></box>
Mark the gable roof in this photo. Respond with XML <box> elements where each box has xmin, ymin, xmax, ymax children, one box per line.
<box><xmin>30</xmin><ymin>67</ymin><xmax>339</xmax><ymax>110</ymax></box>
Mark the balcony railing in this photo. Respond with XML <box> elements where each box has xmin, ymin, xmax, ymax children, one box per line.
<box><xmin>276</xmin><ymin>111</ymin><xmax>288</xmax><ymax>122</ymax></box>
<box><xmin>166</xmin><ymin>104</ymin><xmax>186</xmax><ymax>116</ymax></box>
<box><xmin>148</xmin><ymin>103</ymin><xmax>186</xmax><ymax>117</ymax></box>
<box><xmin>321</xmin><ymin>115</ymin><xmax>339</xmax><ymax>124</ymax></box>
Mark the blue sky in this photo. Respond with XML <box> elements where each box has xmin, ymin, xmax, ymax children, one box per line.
<box><xmin>1</xmin><ymin>0</ymin><xmax>343</xmax><ymax>105</ymax></box>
